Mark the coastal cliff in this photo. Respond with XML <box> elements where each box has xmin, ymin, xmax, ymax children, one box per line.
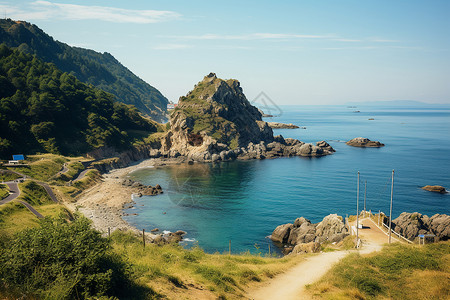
<box><xmin>160</xmin><ymin>73</ymin><xmax>335</xmax><ymax>162</ymax></box>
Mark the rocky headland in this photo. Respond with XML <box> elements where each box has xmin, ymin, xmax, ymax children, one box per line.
<box><xmin>346</xmin><ymin>137</ymin><xmax>384</xmax><ymax>147</ymax></box>
<box><xmin>270</xmin><ymin>214</ymin><xmax>349</xmax><ymax>255</ymax></box>
<box><xmin>159</xmin><ymin>73</ymin><xmax>335</xmax><ymax>162</ymax></box>
<box><xmin>421</xmin><ymin>185</ymin><xmax>447</xmax><ymax>194</ymax></box>
<box><xmin>267</xmin><ymin>122</ymin><xmax>300</xmax><ymax>129</ymax></box>
<box><xmin>391</xmin><ymin>212</ymin><xmax>449</xmax><ymax>241</ymax></box>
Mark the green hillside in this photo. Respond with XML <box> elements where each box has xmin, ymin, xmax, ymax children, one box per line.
<box><xmin>0</xmin><ymin>19</ymin><xmax>168</xmax><ymax>122</ymax></box>
<box><xmin>0</xmin><ymin>44</ymin><xmax>159</xmax><ymax>158</ymax></box>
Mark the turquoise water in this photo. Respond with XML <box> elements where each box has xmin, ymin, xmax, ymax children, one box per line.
<box><xmin>124</xmin><ymin>105</ymin><xmax>450</xmax><ymax>254</ymax></box>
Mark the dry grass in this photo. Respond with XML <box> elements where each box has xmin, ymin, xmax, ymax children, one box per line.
<box><xmin>111</xmin><ymin>231</ymin><xmax>303</xmax><ymax>299</ymax></box>
<box><xmin>308</xmin><ymin>242</ymin><xmax>450</xmax><ymax>299</ymax></box>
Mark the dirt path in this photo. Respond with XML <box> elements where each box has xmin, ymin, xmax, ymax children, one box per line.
<box><xmin>247</xmin><ymin>251</ymin><xmax>349</xmax><ymax>300</ymax></box>
<box><xmin>247</xmin><ymin>217</ymin><xmax>396</xmax><ymax>299</ymax></box>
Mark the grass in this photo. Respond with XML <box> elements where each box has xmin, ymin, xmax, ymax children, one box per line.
<box><xmin>111</xmin><ymin>230</ymin><xmax>303</xmax><ymax>299</ymax></box>
<box><xmin>56</xmin><ymin>169</ymin><xmax>101</xmax><ymax>201</ymax></box>
<box><xmin>0</xmin><ymin>202</ymin><xmax>72</xmax><ymax>237</ymax></box>
<box><xmin>308</xmin><ymin>242</ymin><xmax>450</xmax><ymax>299</ymax></box>
<box><xmin>0</xmin><ymin>170</ymin><xmax>21</xmax><ymax>182</ymax></box>
<box><xmin>17</xmin><ymin>180</ymin><xmax>52</xmax><ymax>206</ymax></box>
<box><xmin>0</xmin><ymin>184</ymin><xmax>9</xmax><ymax>200</ymax></box>
<box><xmin>8</xmin><ymin>154</ymin><xmax>67</xmax><ymax>181</ymax></box>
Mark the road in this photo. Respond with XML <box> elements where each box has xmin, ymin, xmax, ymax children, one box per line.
<box><xmin>17</xmin><ymin>200</ymin><xmax>44</xmax><ymax>219</ymax></box>
<box><xmin>73</xmin><ymin>169</ymin><xmax>90</xmax><ymax>182</ymax></box>
<box><xmin>0</xmin><ymin>181</ymin><xmax>20</xmax><ymax>205</ymax></box>
<box><xmin>37</xmin><ymin>182</ymin><xmax>59</xmax><ymax>203</ymax></box>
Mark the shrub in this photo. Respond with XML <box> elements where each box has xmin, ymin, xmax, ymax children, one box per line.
<box><xmin>0</xmin><ymin>216</ymin><xmax>149</xmax><ymax>299</ymax></box>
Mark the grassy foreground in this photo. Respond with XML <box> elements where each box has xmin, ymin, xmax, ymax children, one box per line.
<box><xmin>0</xmin><ymin>215</ymin><xmax>302</xmax><ymax>299</ymax></box>
<box><xmin>308</xmin><ymin>242</ymin><xmax>450</xmax><ymax>300</ymax></box>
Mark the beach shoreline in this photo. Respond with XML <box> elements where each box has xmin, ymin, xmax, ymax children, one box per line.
<box><xmin>69</xmin><ymin>157</ymin><xmax>187</xmax><ymax>236</ymax></box>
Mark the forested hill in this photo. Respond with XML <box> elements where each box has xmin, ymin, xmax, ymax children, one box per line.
<box><xmin>0</xmin><ymin>45</ymin><xmax>160</xmax><ymax>158</ymax></box>
<box><xmin>0</xmin><ymin>19</ymin><xmax>168</xmax><ymax>122</ymax></box>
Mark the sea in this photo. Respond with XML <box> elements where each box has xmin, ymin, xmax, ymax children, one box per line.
<box><xmin>123</xmin><ymin>104</ymin><xmax>450</xmax><ymax>254</ymax></box>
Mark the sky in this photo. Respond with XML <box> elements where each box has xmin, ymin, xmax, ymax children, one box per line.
<box><xmin>1</xmin><ymin>0</ymin><xmax>450</xmax><ymax>105</ymax></box>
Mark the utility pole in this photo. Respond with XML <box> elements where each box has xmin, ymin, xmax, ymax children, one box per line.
<box><xmin>388</xmin><ymin>170</ymin><xmax>394</xmax><ymax>244</ymax></box>
<box><xmin>356</xmin><ymin>171</ymin><xmax>360</xmax><ymax>248</ymax></box>
<box><xmin>364</xmin><ymin>180</ymin><xmax>367</xmax><ymax>217</ymax></box>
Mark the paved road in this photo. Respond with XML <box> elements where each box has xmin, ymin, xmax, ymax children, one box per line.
<box><xmin>0</xmin><ymin>181</ymin><xmax>21</xmax><ymax>205</ymax></box>
<box><xmin>73</xmin><ymin>169</ymin><xmax>91</xmax><ymax>182</ymax></box>
<box><xmin>17</xmin><ymin>200</ymin><xmax>44</xmax><ymax>219</ymax></box>
<box><xmin>37</xmin><ymin>182</ymin><xmax>59</xmax><ymax>203</ymax></box>
<box><xmin>56</xmin><ymin>163</ymin><xmax>69</xmax><ymax>176</ymax></box>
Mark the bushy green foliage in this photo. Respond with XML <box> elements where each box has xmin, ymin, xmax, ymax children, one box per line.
<box><xmin>0</xmin><ymin>217</ymin><xmax>151</xmax><ymax>299</ymax></box>
<box><xmin>0</xmin><ymin>19</ymin><xmax>168</xmax><ymax>121</ymax></box>
<box><xmin>0</xmin><ymin>44</ymin><xmax>159</xmax><ymax>158</ymax></box>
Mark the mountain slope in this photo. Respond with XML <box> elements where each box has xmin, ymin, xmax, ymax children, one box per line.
<box><xmin>0</xmin><ymin>19</ymin><xmax>168</xmax><ymax>122</ymax></box>
<box><xmin>0</xmin><ymin>44</ymin><xmax>159</xmax><ymax>158</ymax></box>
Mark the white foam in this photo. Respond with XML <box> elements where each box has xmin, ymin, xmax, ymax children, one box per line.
<box><xmin>183</xmin><ymin>238</ymin><xmax>196</xmax><ymax>242</ymax></box>
<box><xmin>163</xmin><ymin>230</ymin><xmax>171</xmax><ymax>234</ymax></box>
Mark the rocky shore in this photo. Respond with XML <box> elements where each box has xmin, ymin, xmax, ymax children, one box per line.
<box><xmin>270</xmin><ymin>214</ymin><xmax>349</xmax><ymax>255</ymax></box>
<box><xmin>391</xmin><ymin>212</ymin><xmax>449</xmax><ymax>241</ymax></box>
<box><xmin>71</xmin><ymin>158</ymin><xmax>190</xmax><ymax>244</ymax></box>
<box><xmin>267</xmin><ymin>122</ymin><xmax>299</xmax><ymax>129</ymax></box>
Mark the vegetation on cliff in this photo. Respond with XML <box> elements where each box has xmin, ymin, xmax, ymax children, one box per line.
<box><xmin>167</xmin><ymin>73</ymin><xmax>273</xmax><ymax>154</ymax></box>
<box><xmin>0</xmin><ymin>45</ymin><xmax>159</xmax><ymax>158</ymax></box>
<box><xmin>0</xmin><ymin>19</ymin><xmax>168</xmax><ymax>121</ymax></box>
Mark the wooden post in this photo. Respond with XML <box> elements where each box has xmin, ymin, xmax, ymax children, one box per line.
<box><xmin>378</xmin><ymin>211</ymin><xmax>380</xmax><ymax>226</ymax></box>
<box><xmin>229</xmin><ymin>240</ymin><xmax>231</xmax><ymax>255</ymax></box>
<box><xmin>388</xmin><ymin>170</ymin><xmax>394</xmax><ymax>244</ymax></box>
<box><xmin>268</xmin><ymin>243</ymin><xmax>271</xmax><ymax>256</ymax></box>
<box><xmin>108</xmin><ymin>227</ymin><xmax>111</xmax><ymax>238</ymax></box>
<box><xmin>356</xmin><ymin>171</ymin><xmax>360</xmax><ymax>248</ymax></box>
<box><xmin>143</xmin><ymin>229</ymin><xmax>146</xmax><ymax>248</ymax></box>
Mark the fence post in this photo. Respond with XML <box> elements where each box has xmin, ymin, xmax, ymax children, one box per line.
<box><xmin>143</xmin><ymin>229</ymin><xmax>145</xmax><ymax>248</ymax></box>
<box><xmin>378</xmin><ymin>210</ymin><xmax>380</xmax><ymax>226</ymax></box>
<box><xmin>268</xmin><ymin>243</ymin><xmax>271</xmax><ymax>256</ymax></box>
<box><xmin>229</xmin><ymin>240</ymin><xmax>231</xmax><ymax>255</ymax></box>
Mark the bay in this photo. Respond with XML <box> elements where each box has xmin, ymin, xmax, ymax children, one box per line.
<box><xmin>124</xmin><ymin>105</ymin><xmax>450</xmax><ymax>254</ymax></box>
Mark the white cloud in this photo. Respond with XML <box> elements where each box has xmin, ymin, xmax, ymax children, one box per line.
<box><xmin>0</xmin><ymin>1</ymin><xmax>181</xmax><ymax>24</ymax></box>
<box><xmin>152</xmin><ymin>44</ymin><xmax>192</xmax><ymax>50</ymax></box>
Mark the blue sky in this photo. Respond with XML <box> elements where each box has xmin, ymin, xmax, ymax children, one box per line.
<box><xmin>2</xmin><ymin>0</ymin><xmax>449</xmax><ymax>104</ymax></box>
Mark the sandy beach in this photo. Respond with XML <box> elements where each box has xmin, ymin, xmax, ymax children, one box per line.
<box><xmin>70</xmin><ymin>157</ymin><xmax>186</xmax><ymax>235</ymax></box>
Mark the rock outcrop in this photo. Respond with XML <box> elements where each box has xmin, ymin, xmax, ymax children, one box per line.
<box><xmin>122</xmin><ymin>179</ymin><xmax>163</xmax><ymax>196</ymax></box>
<box><xmin>160</xmin><ymin>73</ymin><xmax>334</xmax><ymax>162</ymax></box>
<box><xmin>267</xmin><ymin>122</ymin><xmax>300</xmax><ymax>129</ymax></box>
<box><xmin>392</xmin><ymin>212</ymin><xmax>449</xmax><ymax>241</ymax></box>
<box><xmin>346</xmin><ymin>137</ymin><xmax>384</xmax><ymax>147</ymax></box>
<box><xmin>421</xmin><ymin>185</ymin><xmax>447</xmax><ymax>194</ymax></box>
<box><xmin>271</xmin><ymin>214</ymin><xmax>348</xmax><ymax>254</ymax></box>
